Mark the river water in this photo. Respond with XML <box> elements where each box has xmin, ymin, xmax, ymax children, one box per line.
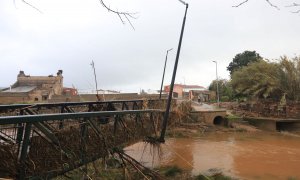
<box><xmin>125</xmin><ymin>132</ymin><xmax>300</xmax><ymax>180</ymax></box>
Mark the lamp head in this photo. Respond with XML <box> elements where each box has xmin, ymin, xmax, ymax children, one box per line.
<box><xmin>178</xmin><ymin>0</ymin><xmax>187</xmax><ymax>5</ymax></box>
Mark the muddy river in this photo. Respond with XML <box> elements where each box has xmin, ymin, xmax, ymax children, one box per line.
<box><xmin>125</xmin><ymin>132</ymin><xmax>300</xmax><ymax>179</ymax></box>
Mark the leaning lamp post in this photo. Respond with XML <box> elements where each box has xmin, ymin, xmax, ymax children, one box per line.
<box><xmin>159</xmin><ymin>0</ymin><xmax>189</xmax><ymax>142</ymax></box>
<box><xmin>159</xmin><ymin>48</ymin><xmax>173</xmax><ymax>99</ymax></box>
<box><xmin>212</xmin><ymin>61</ymin><xmax>220</xmax><ymax>107</ymax></box>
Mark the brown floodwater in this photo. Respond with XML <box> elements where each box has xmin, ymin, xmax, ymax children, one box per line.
<box><xmin>125</xmin><ymin>132</ymin><xmax>300</xmax><ymax>180</ymax></box>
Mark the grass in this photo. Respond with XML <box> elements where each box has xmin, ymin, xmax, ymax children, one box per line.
<box><xmin>155</xmin><ymin>165</ymin><xmax>183</xmax><ymax>177</ymax></box>
<box><xmin>226</xmin><ymin>114</ymin><xmax>242</xmax><ymax>122</ymax></box>
<box><xmin>195</xmin><ymin>173</ymin><xmax>233</xmax><ymax>180</ymax></box>
<box><xmin>164</xmin><ymin>166</ymin><xmax>183</xmax><ymax>177</ymax></box>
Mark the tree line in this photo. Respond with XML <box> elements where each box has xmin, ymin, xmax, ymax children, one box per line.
<box><xmin>209</xmin><ymin>51</ymin><xmax>300</xmax><ymax>101</ymax></box>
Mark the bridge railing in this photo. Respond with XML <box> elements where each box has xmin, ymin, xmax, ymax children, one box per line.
<box><xmin>0</xmin><ymin>99</ymin><xmax>166</xmax><ymax>115</ymax></box>
<box><xmin>0</xmin><ymin>109</ymin><xmax>164</xmax><ymax>179</ymax></box>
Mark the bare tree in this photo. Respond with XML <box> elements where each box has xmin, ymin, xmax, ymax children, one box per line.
<box><xmin>16</xmin><ymin>0</ymin><xmax>137</xmax><ymax>29</ymax></box>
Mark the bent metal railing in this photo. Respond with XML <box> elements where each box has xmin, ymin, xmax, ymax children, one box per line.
<box><xmin>0</xmin><ymin>104</ymin><xmax>164</xmax><ymax>179</ymax></box>
<box><xmin>0</xmin><ymin>99</ymin><xmax>164</xmax><ymax>116</ymax></box>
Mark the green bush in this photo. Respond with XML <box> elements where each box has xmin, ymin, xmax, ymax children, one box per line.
<box><xmin>163</xmin><ymin>166</ymin><xmax>183</xmax><ymax>177</ymax></box>
<box><xmin>221</xmin><ymin>96</ymin><xmax>230</xmax><ymax>102</ymax></box>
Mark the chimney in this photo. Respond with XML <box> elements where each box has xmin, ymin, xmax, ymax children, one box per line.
<box><xmin>57</xmin><ymin>70</ymin><xmax>63</xmax><ymax>76</ymax></box>
<box><xmin>18</xmin><ymin>71</ymin><xmax>25</xmax><ymax>77</ymax></box>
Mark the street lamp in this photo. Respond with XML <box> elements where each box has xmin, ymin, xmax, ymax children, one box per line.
<box><xmin>159</xmin><ymin>0</ymin><xmax>189</xmax><ymax>142</ymax></box>
<box><xmin>212</xmin><ymin>61</ymin><xmax>219</xmax><ymax>107</ymax></box>
<box><xmin>159</xmin><ymin>48</ymin><xmax>173</xmax><ymax>99</ymax></box>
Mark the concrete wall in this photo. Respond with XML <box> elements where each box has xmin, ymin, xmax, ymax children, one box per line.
<box><xmin>277</xmin><ymin>122</ymin><xmax>300</xmax><ymax>131</ymax></box>
<box><xmin>244</xmin><ymin>117</ymin><xmax>277</xmax><ymax>131</ymax></box>
<box><xmin>164</xmin><ymin>85</ymin><xmax>184</xmax><ymax>98</ymax></box>
<box><xmin>245</xmin><ymin>117</ymin><xmax>300</xmax><ymax>131</ymax></box>
<box><xmin>202</xmin><ymin>111</ymin><xmax>227</xmax><ymax>125</ymax></box>
<box><xmin>191</xmin><ymin>110</ymin><xmax>227</xmax><ymax>125</ymax></box>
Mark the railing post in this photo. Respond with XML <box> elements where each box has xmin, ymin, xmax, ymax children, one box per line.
<box><xmin>88</xmin><ymin>104</ymin><xmax>93</xmax><ymax>112</ymax></box>
<box><xmin>122</xmin><ymin>102</ymin><xmax>129</xmax><ymax>110</ymax></box>
<box><xmin>80</xmin><ymin>119</ymin><xmax>88</xmax><ymax>175</ymax></box>
<box><xmin>133</xmin><ymin>102</ymin><xmax>138</xmax><ymax>110</ymax></box>
<box><xmin>59</xmin><ymin>106</ymin><xmax>65</xmax><ymax>129</ymax></box>
<box><xmin>16</xmin><ymin>122</ymin><xmax>24</xmax><ymax>155</ymax></box>
<box><xmin>18</xmin><ymin>122</ymin><xmax>32</xmax><ymax>180</ymax></box>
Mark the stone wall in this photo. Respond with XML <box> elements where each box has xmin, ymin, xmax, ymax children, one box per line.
<box><xmin>0</xmin><ymin>93</ymin><xmax>30</xmax><ymax>104</ymax></box>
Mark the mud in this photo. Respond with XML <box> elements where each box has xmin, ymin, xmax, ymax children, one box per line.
<box><xmin>125</xmin><ymin>131</ymin><xmax>300</xmax><ymax>179</ymax></box>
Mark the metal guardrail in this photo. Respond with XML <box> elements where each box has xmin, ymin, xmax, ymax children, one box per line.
<box><xmin>0</xmin><ymin>99</ymin><xmax>161</xmax><ymax>112</ymax></box>
<box><xmin>0</xmin><ymin>105</ymin><xmax>164</xmax><ymax>179</ymax></box>
<box><xmin>0</xmin><ymin>109</ymin><xmax>163</xmax><ymax>125</ymax></box>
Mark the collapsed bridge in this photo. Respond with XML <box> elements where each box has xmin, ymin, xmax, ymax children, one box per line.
<box><xmin>0</xmin><ymin>99</ymin><xmax>167</xmax><ymax>179</ymax></box>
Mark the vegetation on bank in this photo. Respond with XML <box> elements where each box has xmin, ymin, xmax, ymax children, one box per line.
<box><xmin>209</xmin><ymin>51</ymin><xmax>300</xmax><ymax>102</ymax></box>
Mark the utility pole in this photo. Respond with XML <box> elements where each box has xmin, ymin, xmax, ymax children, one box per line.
<box><xmin>213</xmin><ymin>61</ymin><xmax>219</xmax><ymax>107</ymax></box>
<box><xmin>159</xmin><ymin>0</ymin><xmax>189</xmax><ymax>142</ymax></box>
<box><xmin>159</xmin><ymin>48</ymin><xmax>173</xmax><ymax>99</ymax></box>
<box><xmin>91</xmin><ymin>61</ymin><xmax>104</xmax><ymax>101</ymax></box>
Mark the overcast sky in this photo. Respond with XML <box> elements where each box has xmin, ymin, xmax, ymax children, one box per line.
<box><xmin>1</xmin><ymin>0</ymin><xmax>300</xmax><ymax>92</ymax></box>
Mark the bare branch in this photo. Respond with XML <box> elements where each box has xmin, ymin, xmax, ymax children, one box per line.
<box><xmin>285</xmin><ymin>2</ymin><xmax>300</xmax><ymax>13</ymax></box>
<box><xmin>265</xmin><ymin>0</ymin><xmax>280</xmax><ymax>10</ymax></box>
<box><xmin>232</xmin><ymin>0</ymin><xmax>249</xmax><ymax>8</ymax></box>
<box><xmin>291</xmin><ymin>9</ymin><xmax>300</xmax><ymax>13</ymax></box>
<box><xmin>124</xmin><ymin>15</ymin><xmax>135</xmax><ymax>30</ymax></box>
<box><xmin>285</xmin><ymin>3</ymin><xmax>300</xmax><ymax>8</ymax></box>
<box><xmin>98</xmin><ymin>0</ymin><xmax>137</xmax><ymax>30</ymax></box>
<box><xmin>233</xmin><ymin>0</ymin><xmax>279</xmax><ymax>10</ymax></box>
<box><xmin>117</xmin><ymin>13</ymin><xmax>125</xmax><ymax>24</ymax></box>
<box><xmin>22</xmin><ymin>0</ymin><xmax>43</xmax><ymax>13</ymax></box>
<box><xmin>16</xmin><ymin>0</ymin><xmax>137</xmax><ymax>28</ymax></box>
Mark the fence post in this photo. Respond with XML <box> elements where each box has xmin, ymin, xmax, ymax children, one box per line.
<box><xmin>18</xmin><ymin>122</ymin><xmax>32</xmax><ymax>180</ymax></box>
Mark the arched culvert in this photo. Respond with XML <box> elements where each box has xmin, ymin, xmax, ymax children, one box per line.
<box><xmin>213</xmin><ymin>116</ymin><xmax>226</xmax><ymax>125</ymax></box>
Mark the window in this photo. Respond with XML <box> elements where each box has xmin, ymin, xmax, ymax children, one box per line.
<box><xmin>42</xmin><ymin>95</ymin><xmax>48</xmax><ymax>101</ymax></box>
